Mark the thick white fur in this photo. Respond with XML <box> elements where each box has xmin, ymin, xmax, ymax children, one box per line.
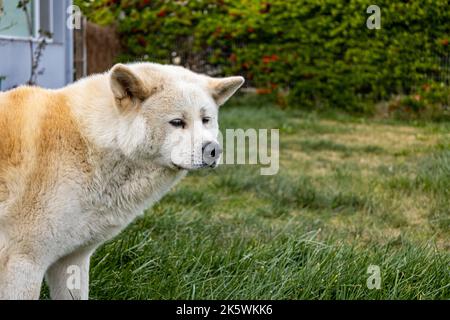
<box><xmin>0</xmin><ymin>62</ymin><xmax>244</xmax><ymax>299</ymax></box>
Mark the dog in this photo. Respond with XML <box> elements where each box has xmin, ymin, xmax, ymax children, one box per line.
<box><xmin>0</xmin><ymin>62</ymin><xmax>244</xmax><ymax>299</ymax></box>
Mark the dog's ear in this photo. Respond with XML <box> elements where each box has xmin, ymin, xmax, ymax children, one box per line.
<box><xmin>110</xmin><ymin>64</ymin><xmax>150</xmax><ymax>111</ymax></box>
<box><xmin>209</xmin><ymin>76</ymin><xmax>245</xmax><ymax>106</ymax></box>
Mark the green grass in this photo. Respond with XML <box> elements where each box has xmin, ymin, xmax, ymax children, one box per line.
<box><xmin>87</xmin><ymin>94</ymin><xmax>449</xmax><ymax>299</ymax></box>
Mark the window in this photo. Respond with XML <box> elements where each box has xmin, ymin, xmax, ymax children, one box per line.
<box><xmin>39</xmin><ymin>0</ymin><xmax>52</xmax><ymax>36</ymax></box>
<box><xmin>0</xmin><ymin>0</ymin><xmax>53</xmax><ymax>39</ymax></box>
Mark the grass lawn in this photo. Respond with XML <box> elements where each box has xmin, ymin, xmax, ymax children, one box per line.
<box><xmin>84</xmin><ymin>94</ymin><xmax>449</xmax><ymax>299</ymax></box>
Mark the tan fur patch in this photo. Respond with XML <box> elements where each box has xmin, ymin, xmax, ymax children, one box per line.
<box><xmin>0</xmin><ymin>87</ymin><xmax>91</xmax><ymax>215</ymax></box>
<box><xmin>0</xmin><ymin>88</ymin><xmax>28</xmax><ymax>170</ymax></box>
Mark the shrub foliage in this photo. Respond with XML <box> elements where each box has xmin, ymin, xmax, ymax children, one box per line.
<box><xmin>75</xmin><ymin>0</ymin><xmax>449</xmax><ymax>116</ymax></box>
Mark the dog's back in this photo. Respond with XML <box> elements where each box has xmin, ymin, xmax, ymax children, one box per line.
<box><xmin>0</xmin><ymin>86</ymin><xmax>89</xmax><ymax>219</ymax></box>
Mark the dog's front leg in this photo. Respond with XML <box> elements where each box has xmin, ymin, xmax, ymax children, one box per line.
<box><xmin>0</xmin><ymin>254</ymin><xmax>45</xmax><ymax>300</ymax></box>
<box><xmin>45</xmin><ymin>246</ymin><xmax>96</xmax><ymax>300</ymax></box>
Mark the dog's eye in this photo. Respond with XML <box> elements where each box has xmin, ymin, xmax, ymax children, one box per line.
<box><xmin>202</xmin><ymin>117</ymin><xmax>211</xmax><ymax>124</ymax></box>
<box><xmin>169</xmin><ymin>119</ymin><xmax>186</xmax><ymax>128</ymax></box>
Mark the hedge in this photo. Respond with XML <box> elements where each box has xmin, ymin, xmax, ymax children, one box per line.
<box><xmin>75</xmin><ymin>0</ymin><xmax>449</xmax><ymax>117</ymax></box>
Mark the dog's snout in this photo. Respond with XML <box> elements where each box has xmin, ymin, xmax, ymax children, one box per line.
<box><xmin>202</xmin><ymin>141</ymin><xmax>222</xmax><ymax>166</ymax></box>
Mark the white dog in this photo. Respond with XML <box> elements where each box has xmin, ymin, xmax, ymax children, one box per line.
<box><xmin>0</xmin><ymin>62</ymin><xmax>244</xmax><ymax>299</ymax></box>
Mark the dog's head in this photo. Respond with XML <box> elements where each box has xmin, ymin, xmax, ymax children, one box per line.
<box><xmin>109</xmin><ymin>62</ymin><xmax>244</xmax><ymax>170</ymax></box>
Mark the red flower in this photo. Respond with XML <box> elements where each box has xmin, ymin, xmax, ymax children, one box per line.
<box><xmin>242</xmin><ymin>62</ymin><xmax>250</xmax><ymax>69</ymax></box>
<box><xmin>262</xmin><ymin>56</ymin><xmax>272</xmax><ymax>64</ymax></box>
<box><xmin>247</xmin><ymin>27</ymin><xmax>255</xmax><ymax>33</ymax></box>
<box><xmin>229</xmin><ymin>53</ymin><xmax>237</xmax><ymax>62</ymax></box>
<box><xmin>262</xmin><ymin>54</ymin><xmax>279</xmax><ymax>64</ymax></box>
<box><xmin>157</xmin><ymin>9</ymin><xmax>167</xmax><ymax>17</ymax></box>
<box><xmin>440</xmin><ymin>39</ymin><xmax>449</xmax><ymax>46</ymax></box>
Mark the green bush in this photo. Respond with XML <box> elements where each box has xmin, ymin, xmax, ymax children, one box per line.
<box><xmin>384</xmin><ymin>82</ymin><xmax>450</xmax><ymax>121</ymax></box>
<box><xmin>76</xmin><ymin>0</ymin><xmax>449</xmax><ymax>116</ymax></box>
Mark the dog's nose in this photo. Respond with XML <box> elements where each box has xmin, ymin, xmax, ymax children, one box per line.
<box><xmin>202</xmin><ymin>141</ymin><xmax>222</xmax><ymax>166</ymax></box>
